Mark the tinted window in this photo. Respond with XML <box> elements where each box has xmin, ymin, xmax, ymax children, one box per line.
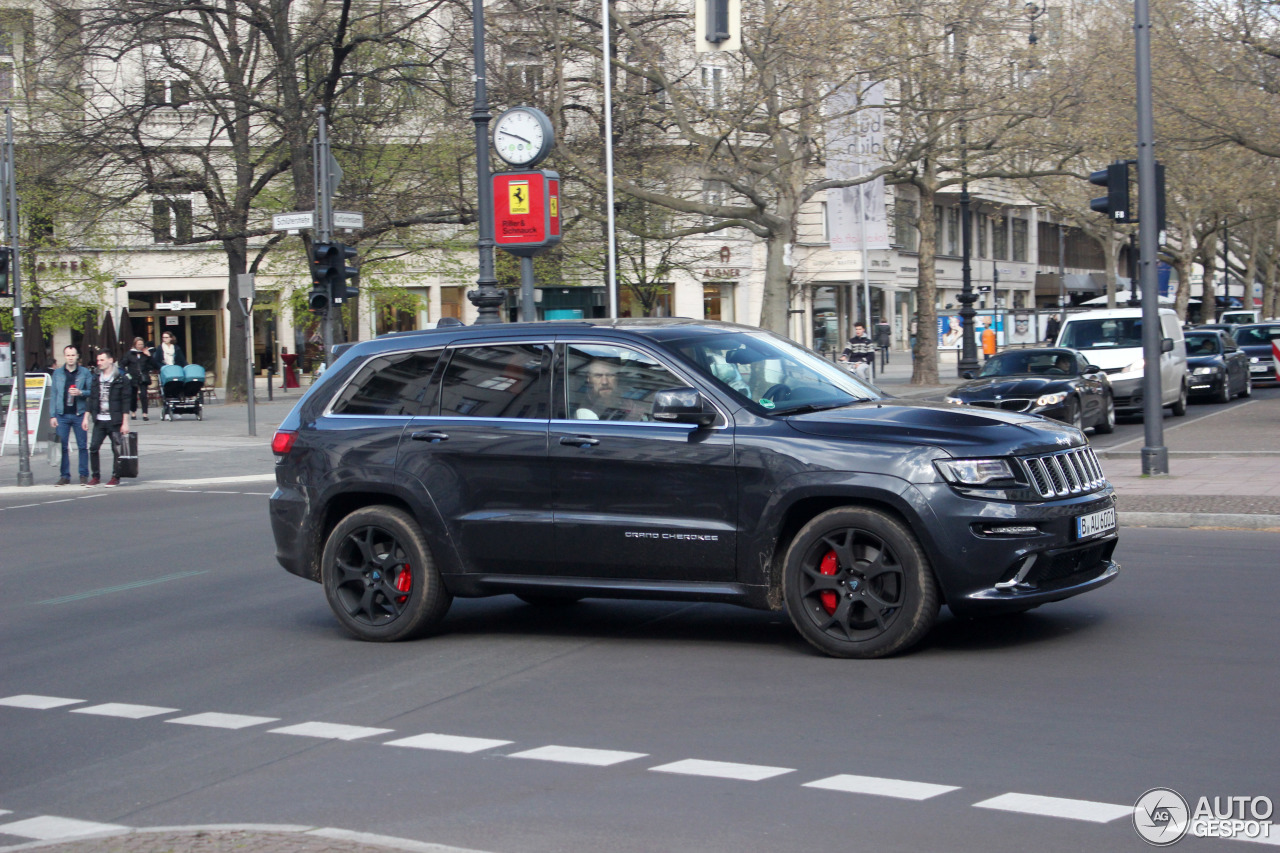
<box><xmin>438</xmin><ymin>345</ymin><xmax>549</xmax><ymax>419</ymax></box>
<box><xmin>1234</xmin><ymin>325</ymin><xmax>1280</xmax><ymax>346</ymax></box>
<box><xmin>565</xmin><ymin>344</ymin><xmax>684</xmax><ymax>422</ymax></box>
<box><xmin>330</xmin><ymin>350</ymin><xmax>441</xmax><ymax>416</ymax></box>
<box><xmin>978</xmin><ymin>351</ymin><xmax>1077</xmax><ymax>377</ymax></box>
<box><xmin>1185</xmin><ymin>334</ymin><xmax>1222</xmax><ymax>356</ymax></box>
<box><xmin>1059</xmin><ymin>318</ymin><xmax>1143</xmax><ymax>349</ymax></box>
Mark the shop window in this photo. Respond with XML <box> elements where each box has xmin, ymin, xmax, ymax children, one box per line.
<box><xmin>703</xmin><ymin>283</ymin><xmax>735</xmax><ymax>321</ymax></box>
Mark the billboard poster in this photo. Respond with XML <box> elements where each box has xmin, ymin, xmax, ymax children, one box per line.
<box><xmin>1</xmin><ymin>373</ymin><xmax>52</xmax><ymax>455</ymax></box>
<box><xmin>825</xmin><ymin>82</ymin><xmax>889</xmax><ymax>251</ymax></box>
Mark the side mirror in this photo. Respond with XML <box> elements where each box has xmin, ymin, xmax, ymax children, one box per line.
<box><xmin>1083</xmin><ymin>363</ymin><xmax>1102</xmax><ymax>375</ymax></box>
<box><xmin>652</xmin><ymin>388</ymin><xmax>716</xmax><ymax>427</ymax></box>
<box><xmin>1162</xmin><ymin>337</ymin><xmax>1175</xmax><ymax>354</ymax></box>
<box><xmin>961</xmin><ymin>371</ymin><xmax>975</xmax><ymax>380</ymax></box>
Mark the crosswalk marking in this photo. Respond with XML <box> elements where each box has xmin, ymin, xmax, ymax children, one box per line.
<box><xmin>0</xmin><ymin>815</ymin><xmax>128</xmax><ymax>840</ymax></box>
<box><xmin>649</xmin><ymin>759</ymin><xmax>794</xmax><ymax>781</ymax></box>
<box><xmin>507</xmin><ymin>745</ymin><xmax>647</xmax><ymax>766</ymax></box>
<box><xmin>804</xmin><ymin>774</ymin><xmax>960</xmax><ymax>800</ymax></box>
<box><xmin>69</xmin><ymin>703</ymin><xmax>179</xmax><ymax>719</ymax></box>
<box><xmin>0</xmin><ymin>694</ymin><xmax>85</xmax><ymax>710</ymax></box>
<box><xmin>385</xmin><ymin>733</ymin><xmax>513</xmax><ymax>754</ymax></box>
<box><xmin>268</xmin><ymin>722</ymin><xmax>394</xmax><ymax>741</ymax></box>
<box><xmin>973</xmin><ymin>792</ymin><xmax>1131</xmax><ymax>823</ymax></box>
<box><xmin>166</xmin><ymin>712</ymin><xmax>280</xmax><ymax>730</ymax></box>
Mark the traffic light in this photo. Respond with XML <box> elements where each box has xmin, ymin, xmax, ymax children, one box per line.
<box><xmin>309</xmin><ymin>242</ymin><xmax>340</xmax><ymax>314</ymax></box>
<box><xmin>0</xmin><ymin>246</ymin><xmax>11</xmax><ymax>297</ymax></box>
<box><xmin>330</xmin><ymin>243</ymin><xmax>359</xmax><ymax>305</ymax></box>
<box><xmin>1089</xmin><ymin>162</ymin><xmax>1131</xmax><ymax>222</ymax></box>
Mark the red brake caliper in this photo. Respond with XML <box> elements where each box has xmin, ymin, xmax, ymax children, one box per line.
<box><xmin>394</xmin><ymin>564</ymin><xmax>412</xmax><ymax>603</ymax></box>
<box><xmin>819</xmin><ymin>550</ymin><xmax>839</xmax><ymax>614</ymax></box>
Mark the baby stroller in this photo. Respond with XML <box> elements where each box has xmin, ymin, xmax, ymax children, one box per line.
<box><xmin>160</xmin><ymin>364</ymin><xmax>206</xmax><ymax>421</ymax></box>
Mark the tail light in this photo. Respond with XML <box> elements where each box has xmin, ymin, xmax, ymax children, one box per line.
<box><xmin>271</xmin><ymin>430</ymin><xmax>297</xmax><ymax>455</ymax></box>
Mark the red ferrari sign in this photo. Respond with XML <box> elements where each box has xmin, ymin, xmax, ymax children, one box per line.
<box><xmin>492</xmin><ymin>170</ymin><xmax>561</xmax><ymax>256</ymax></box>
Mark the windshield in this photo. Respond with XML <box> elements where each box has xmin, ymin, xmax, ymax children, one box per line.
<box><xmin>666</xmin><ymin>329</ymin><xmax>879</xmax><ymax>414</ymax></box>
<box><xmin>978</xmin><ymin>350</ymin><xmax>1077</xmax><ymax>377</ymax></box>
<box><xmin>1058</xmin><ymin>317</ymin><xmax>1143</xmax><ymax>350</ymax></box>
<box><xmin>1233</xmin><ymin>325</ymin><xmax>1280</xmax><ymax>346</ymax></box>
<box><xmin>1185</xmin><ymin>334</ymin><xmax>1222</xmax><ymax>356</ymax></box>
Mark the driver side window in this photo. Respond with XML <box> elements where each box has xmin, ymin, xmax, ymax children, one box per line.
<box><xmin>565</xmin><ymin>344</ymin><xmax>682</xmax><ymax>422</ymax></box>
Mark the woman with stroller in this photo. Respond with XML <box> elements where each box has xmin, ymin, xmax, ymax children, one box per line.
<box><xmin>122</xmin><ymin>337</ymin><xmax>154</xmax><ymax>421</ymax></box>
<box><xmin>153</xmin><ymin>331</ymin><xmax>187</xmax><ymax>371</ymax></box>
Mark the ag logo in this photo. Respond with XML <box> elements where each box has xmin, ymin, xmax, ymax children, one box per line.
<box><xmin>1134</xmin><ymin>788</ymin><xmax>1190</xmax><ymax>846</ymax></box>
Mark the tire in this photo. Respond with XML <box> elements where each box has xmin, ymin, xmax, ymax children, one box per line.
<box><xmin>1241</xmin><ymin>373</ymin><xmax>1253</xmax><ymax>398</ymax></box>
<box><xmin>1216</xmin><ymin>375</ymin><xmax>1232</xmax><ymax>404</ymax></box>
<box><xmin>1064</xmin><ymin>397</ymin><xmax>1083</xmax><ymax>430</ymax></box>
<box><xmin>321</xmin><ymin>506</ymin><xmax>452</xmax><ymax>642</ymax></box>
<box><xmin>1093</xmin><ymin>393</ymin><xmax>1116</xmax><ymax>434</ymax></box>
<box><xmin>516</xmin><ymin>594</ymin><xmax>583</xmax><ymax>606</ymax></box>
<box><xmin>1171</xmin><ymin>382</ymin><xmax>1188</xmax><ymax>417</ymax></box>
<box><xmin>783</xmin><ymin>507</ymin><xmax>939</xmax><ymax>659</ymax></box>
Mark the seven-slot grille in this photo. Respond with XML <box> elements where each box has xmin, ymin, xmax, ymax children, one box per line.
<box><xmin>1019</xmin><ymin>446</ymin><xmax>1107</xmax><ymax>498</ymax></box>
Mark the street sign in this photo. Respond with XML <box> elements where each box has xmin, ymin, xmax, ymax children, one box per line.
<box><xmin>237</xmin><ymin>273</ymin><xmax>256</xmax><ymax>297</ymax></box>
<box><xmin>492</xmin><ymin>170</ymin><xmax>561</xmax><ymax>257</ymax></box>
<box><xmin>333</xmin><ymin>211</ymin><xmax>364</xmax><ymax>230</ymax></box>
<box><xmin>272</xmin><ymin>212</ymin><xmax>315</xmax><ymax>231</ymax></box>
<box><xmin>156</xmin><ymin>301</ymin><xmax>197</xmax><ymax>310</ymax></box>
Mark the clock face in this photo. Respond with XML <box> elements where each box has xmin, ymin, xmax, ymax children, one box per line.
<box><xmin>494</xmin><ymin>107</ymin><xmax>552</xmax><ymax>166</ymax></box>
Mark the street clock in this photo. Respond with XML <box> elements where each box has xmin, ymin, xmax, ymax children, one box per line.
<box><xmin>493</xmin><ymin>106</ymin><xmax>554</xmax><ymax>167</ymax></box>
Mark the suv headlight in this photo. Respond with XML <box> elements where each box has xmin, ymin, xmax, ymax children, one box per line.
<box><xmin>1192</xmin><ymin>366</ymin><xmax>1219</xmax><ymax>375</ymax></box>
<box><xmin>1035</xmin><ymin>391</ymin><xmax>1068</xmax><ymax>407</ymax></box>
<box><xmin>935</xmin><ymin>458</ymin><xmax>1018</xmax><ymax>486</ymax></box>
<box><xmin>944</xmin><ymin>396</ymin><xmax>964</xmax><ymax>405</ymax></box>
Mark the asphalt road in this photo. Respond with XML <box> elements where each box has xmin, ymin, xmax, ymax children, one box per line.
<box><xmin>1</xmin><ymin>489</ymin><xmax>1276</xmax><ymax>852</ymax></box>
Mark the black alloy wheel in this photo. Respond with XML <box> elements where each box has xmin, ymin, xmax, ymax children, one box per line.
<box><xmin>321</xmin><ymin>506</ymin><xmax>452</xmax><ymax>641</ymax></box>
<box><xmin>1172</xmin><ymin>382</ymin><xmax>1189</xmax><ymax>416</ymax></box>
<box><xmin>783</xmin><ymin>507</ymin><xmax>938</xmax><ymax>658</ymax></box>
<box><xmin>1216</xmin><ymin>371</ymin><xmax>1233</xmax><ymax>403</ymax></box>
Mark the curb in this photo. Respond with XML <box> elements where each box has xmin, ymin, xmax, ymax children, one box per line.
<box><xmin>1119</xmin><ymin>512</ymin><xmax>1280</xmax><ymax>531</ymax></box>
<box><xmin>0</xmin><ymin>825</ymin><xmax>492</xmax><ymax>853</ymax></box>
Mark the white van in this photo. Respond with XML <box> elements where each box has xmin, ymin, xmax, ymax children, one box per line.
<box><xmin>1220</xmin><ymin>309</ymin><xmax>1258</xmax><ymax>326</ymax></box>
<box><xmin>1055</xmin><ymin>307</ymin><xmax>1188</xmax><ymax>417</ymax></box>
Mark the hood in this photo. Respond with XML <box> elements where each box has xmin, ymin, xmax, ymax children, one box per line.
<box><xmin>1236</xmin><ymin>343</ymin><xmax>1276</xmax><ymax>357</ymax></box>
<box><xmin>1072</xmin><ymin>346</ymin><xmax>1143</xmax><ymax>370</ymax></box>
<box><xmin>1186</xmin><ymin>354</ymin><xmax>1224</xmax><ymax>367</ymax></box>
<box><xmin>952</xmin><ymin>375</ymin><xmax>1068</xmax><ymax>399</ymax></box>
<box><xmin>786</xmin><ymin>399</ymin><xmax>1086</xmax><ymax>456</ymax></box>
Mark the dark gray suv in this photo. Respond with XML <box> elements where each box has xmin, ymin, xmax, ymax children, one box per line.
<box><xmin>270</xmin><ymin>319</ymin><xmax>1118</xmax><ymax>658</ymax></box>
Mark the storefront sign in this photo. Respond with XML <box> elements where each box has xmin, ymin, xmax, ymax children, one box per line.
<box><xmin>703</xmin><ymin>268</ymin><xmax>742</xmax><ymax>279</ymax></box>
<box><xmin>492</xmin><ymin>170</ymin><xmax>561</xmax><ymax>257</ymax></box>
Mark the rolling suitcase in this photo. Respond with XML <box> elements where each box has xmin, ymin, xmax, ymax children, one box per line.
<box><xmin>118</xmin><ymin>432</ymin><xmax>139</xmax><ymax>479</ymax></box>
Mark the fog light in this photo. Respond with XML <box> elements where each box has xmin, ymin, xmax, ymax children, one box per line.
<box><xmin>986</xmin><ymin>524</ymin><xmax>1040</xmax><ymax>536</ymax></box>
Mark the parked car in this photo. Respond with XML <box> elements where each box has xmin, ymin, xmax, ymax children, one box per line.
<box><xmin>1184</xmin><ymin>330</ymin><xmax>1252</xmax><ymax>402</ymax></box>
<box><xmin>945</xmin><ymin>348</ymin><xmax>1115</xmax><ymax>434</ymax></box>
<box><xmin>1055</xmin><ymin>307</ymin><xmax>1188</xmax><ymax>417</ymax></box>
<box><xmin>1232</xmin><ymin>323</ymin><xmax>1280</xmax><ymax>385</ymax></box>
<box><xmin>1193</xmin><ymin>322</ymin><xmax>1239</xmax><ymax>335</ymax></box>
<box><xmin>269</xmin><ymin>320</ymin><xmax>1118</xmax><ymax>659</ymax></box>
<box><xmin>1219</xmin><ymin>309</ymin><xmax>1259</xmax><ymax>326</ymax></box>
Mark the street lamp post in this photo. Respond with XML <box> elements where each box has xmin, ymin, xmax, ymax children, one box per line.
<box><xmin>955</xmin><ymin>25</ymin><xmax>979</xmax><ymax>376</ymax></box>
<box><xmin>467</xmin><ymin>0</ymin><xmax>505</xmax><ymax>324</ymax></box>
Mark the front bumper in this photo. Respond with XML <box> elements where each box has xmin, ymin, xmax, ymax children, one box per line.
<box><xmin>1108</xmin><ymin>375</ymin><xmax>1145</xmax><ymax>412</ymax></box>
<box><xmin>1188</xmin><ymin>372</ymin><xmax>1226</xmax><ymax>397</ymax></box>
<box><xmin>912</xmin><ymin>484</ymin><xmax>1119</xmax><ymax>617</ymax></box>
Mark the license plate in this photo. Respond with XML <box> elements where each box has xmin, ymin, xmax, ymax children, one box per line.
<box><xmin>1076</xmin><ymin>507</ymin><xmax>1116</xmax><ymax>539</ymax></box>
<box><xmin>1251</xmin><ymin>364</ymin><xmax>1271</xmax><ymax>373</ymax></box>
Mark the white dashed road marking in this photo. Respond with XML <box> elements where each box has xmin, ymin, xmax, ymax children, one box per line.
<box><xmin>268</xmin><ymin>722</ymin><xmax>394</xmax><ymax>741</ymax></box>
<box><xmin>166</xmin><ymin>712</ymin><xmax>280</xmax><ymax>729</ymax></box>
<box><xmin>973</xmin><ymin>792</ymin><xmax>1131</xmax><ymax>823</ymax></box>
<box><xmin>508</xmin><ymin>745</ymin><xmax>648</xmax><ymax>766</ymax></box>
<box><xmin>0</xmin><ymin>695</ymin><xmax>84</xmax><ymax>710</ymax></box>
<box><xmin>0</xmin><ymin>815</ymin><xmax>128</xmax><ymax>840</ymax></box>
<box><xmin>650</xmin><ymin>759</ymin><xmax>794</xmax><ymax>781</ymax></box>
<box><xmin>803</xmin><ymin>774</ymin><xmax>960</xmax><ymax>801</ymax></box>
<box><xmin>385</xmin><ymin>733</ymin><xmax>513</xmax><ymax>754</ymax></box>
<box><xmin>69</xmin><ymin>703</ymin><xmax>179</xmax><ymax>719</ymax></box>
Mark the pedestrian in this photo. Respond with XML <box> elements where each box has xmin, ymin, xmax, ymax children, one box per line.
<box><xmin>839</xmin><ymin>323</ymin><xmax>876</xmax><ymax>382</ymax></box>
<box><xmin>1045</xmin><ymin>313</ymin><xmax>1061</xmax><ymax>344</ymax></box>
<box><xmin>122</xmin><ymin>337</ymin><xmax>154</xmax><ymax>422</ymax></box>
<box><xmin>82</xmin><ymin>350</ymin><xmax>132</xmax><ymax>487</ymax></box>
<box><xmin>152</xmin><ymin>330</ymin><xmax>187</xmax><ymax>371</ymax></box>
<box><xmin>279</xmin><ymin>346</ymin><xmax>300</xmax><ymax>390</ymax></box>
<box><xmin>982</xmin><ymin>324</ymin><xmax>997</xmax><ymax>361</ymax></box>
<box><xmin>48</xmin><ymin>345</ymin><xmax>93</xmax><ymax>486</ymax></box>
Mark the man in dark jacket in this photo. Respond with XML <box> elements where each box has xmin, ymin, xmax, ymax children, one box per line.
<box><xmin>49</xmin><ymin>345</ymin><xmax>93</xmax><ymax>485</ymax></box>
<box><xmin>839</xmin><ymin>323</ymin><xmax>876</xmax><ymax>381</ymax></box>
<box><xmin>81</xmin><ymin>350</ymin><xmax>132</xmax><ymax>487</ymax></box>
<box><xmin>122</xmin><ymin>337</ymin><xmax>154</xmax><ymax>421</ymax></box>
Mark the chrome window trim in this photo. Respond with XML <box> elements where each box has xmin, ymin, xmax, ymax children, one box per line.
<box><xmin>556</xmin><ymin>337</ymin><xmax>732</xmax><ymax>430</ymax></box>
<box><xmin>321</xmin><ymin>344</ymin><xmax>448</xmax><ymax>419</ymax></box>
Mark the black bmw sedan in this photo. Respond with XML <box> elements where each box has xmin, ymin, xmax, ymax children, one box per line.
<box><xmin>945</xmin><ymin>348</ymin><xmax>1115</xmax><ymax>433</ymax></box>
<box><xmin>1185</xmin><ymin>329</ymin><xmax>1251</xmax><ymax>402</ymax></box>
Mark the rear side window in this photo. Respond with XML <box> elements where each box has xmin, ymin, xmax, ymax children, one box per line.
<box><xmin>437</xmin><ymin>344</ymin><xmax>549</xmax><ymax>419</ymax></box>
<box><xmin>330</xmin><ymin>350</ymin><xmax>441</xmax><ymax>416</ymax></box>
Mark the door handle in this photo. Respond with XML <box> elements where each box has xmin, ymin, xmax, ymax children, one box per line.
<box><xmin>411</xmin><ymin>430</ymin><xmax>449</xmax><ymax>443</ymax></box>
<box><xmin>559</xmin><ymin>435</ymin><xmax>600</xmax><ymax>447</ymax></box>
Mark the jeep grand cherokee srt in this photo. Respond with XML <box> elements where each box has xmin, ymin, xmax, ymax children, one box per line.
<box><xmin>269</xmin><ymin>320</ymin><xmax>1118</xmax><ymax>658</ymax></box>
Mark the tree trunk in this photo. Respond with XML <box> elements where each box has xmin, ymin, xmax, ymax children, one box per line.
<box><xmin>224</xmin><ymin>239</ymin><xmax>250</xmax><ymax>403</ymax></box>
<box><xmin>1174</xmin><ymin>255</ymin><xmax>1196</xmax><ymax>322</ymax></box>
<box><xmin>911</xmin><ymin>180</ymin><xmax>939</xmax><ymax>385</ymax></box>
<box><xmin>758</xmin><ymin>228</ymin><xmax>795</xmax><ymax>336</ymax></box>
<box><xmin>1104</xmin><ymin>232</ymin><xmax>1122</xmax><ymax>308</ymax></box>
